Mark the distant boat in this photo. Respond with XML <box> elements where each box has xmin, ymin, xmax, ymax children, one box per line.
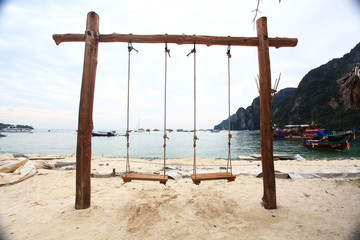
<box><xmin>146</xmin><ymin>129</ymin><xmax>151</xmax><ymax>132</ymax></box>
<box><xmin>313</xmin><ymin>130</ymin><xmax>354</xmax><ymax>142</ymax></box>
<box><xmin>2</xmin><ymin>126</ymin><xmax>32</xmax><ymax>132</ymax></box>
<box><xmin>303</xmin><ymin>133</ymin><xmax>355</xmax><ymax>151</ymax></box>
<box><xmin>176</xmin><ymin>129</ymin><xmax>184</xmax><ymax>132</ymax></box>
<box><xmin>273</xmin><ymin>124</ymin><xmax>322</xmax><ymax>139</ymax></box>
<box><xmin>91</xmin><ymin>131</ymin><xmax>116</xmax><ymax>137</ymax></box>
<box><xmin>210</xmin><ymin>129</ymin><xmax>221</xmax><ymax>133</ymax></box>
<box><xmin>153</xmin><ymin>129</ymin><xmax>160</xmax><ymax>132</ymax></box>
<box><xmin>134</xmin><ymin>117</ymin><xmax>145</xmax><ymax>132</ymax></box>
<box><xmin>0</xmin><ymin>132</ymin><xmax>7</xmax><ymax>137</ymax></box>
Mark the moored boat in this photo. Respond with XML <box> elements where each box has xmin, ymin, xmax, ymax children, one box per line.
<box><xmin>274</xmin><ymin>124</ymin><xmax>322</xmax><ymax>139</ymax></box>
<box><xmin>210</xmin><ymin>129</ymin><xmax>221</xmax><ymax>133</ymax></box>
<box><xmin>313</xmin><ymin>130</ymin><xmax>354</xmax><ymax>142</ymax></box>
<box><xmin>2</xmin><ymin>126</ymin><xmax>32</xmax><ymax>132</ymax></box>
<box><xmin>135</xmin><ymin>128</ymin><xmax>145</xmax><ymax>132</ymax></box>
<box><xmin>91</xmin><ymin>131</ymin><xmax>116</xmax><ymax>136</ymax></box>
<box><xmin>303</xmin><ymin>133</ymin><xmax>355</xmax><ymax>151</ymax></box>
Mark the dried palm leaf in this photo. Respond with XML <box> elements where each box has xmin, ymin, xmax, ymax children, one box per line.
<box><xmin>337</xmin><ymin>64</ymin><xmax>360</xmax><ymax>110</ymax></box>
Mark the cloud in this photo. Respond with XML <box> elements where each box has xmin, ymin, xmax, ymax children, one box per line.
<box><xmin>1</xmin><ymin>0</ymin><xmax>360</xmax><ymax>130</ymax></box>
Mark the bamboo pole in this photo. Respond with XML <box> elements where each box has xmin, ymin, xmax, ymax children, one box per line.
<box><xmin>53</xmin><ymin>33</ymin><xmax>297</xmax><ymax>48</ymax></box>
<box><xmin>256</xmin><ymin>17</ymin><xmax>276</xmax><ymax>209</ymax></box>
<box><xmin>75</xmin><ymin>11</ymin><xmax>99</xmax><ymax>210</ymax></box>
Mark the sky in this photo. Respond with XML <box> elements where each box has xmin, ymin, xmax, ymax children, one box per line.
<box><xmin>0</xmin><ymin>0</ymin><xmax>360</xmax><ymax>130</ymax></box>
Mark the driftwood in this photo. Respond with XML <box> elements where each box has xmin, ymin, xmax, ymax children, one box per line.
<box><xmin>337</xmin><ymin>64</ymin><xmax>360</xmax><ymax>111</ymax></box>
<box><xmin>28</xmin><ymin>157</ymin><xmax>66</xmax><ymax>161</ymax></box>
<box><xmin>54</xmin><ymin>162</ymin><xmax>76</xmax><ymax>168</ymax></box>
<box><xmin>257</xmin><ymin>170</ymin><xmax>290</xmax><ymax>179</ymax></box>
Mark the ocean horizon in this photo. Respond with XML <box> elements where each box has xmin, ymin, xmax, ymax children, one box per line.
<box><xmin>0</xmin><ymin>129</ymin><xmax>359</xmax><ymax>160</ymax></box>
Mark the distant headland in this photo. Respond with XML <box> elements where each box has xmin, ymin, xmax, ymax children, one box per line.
<box><xmin>215</xmin><ymin>42</ymin><xmax>360</xmax><ymax>131</ymax></box>
<box><xmin>0</xmin><ymin>123</ymin><xmax>34</xmax><ymax>131</ymax></box>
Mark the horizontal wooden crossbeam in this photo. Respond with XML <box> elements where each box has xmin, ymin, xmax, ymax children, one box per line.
<box><xmin>53</xmin><ymin>33</ymin><xmax>297</xmax><ymax>48</ymax></box>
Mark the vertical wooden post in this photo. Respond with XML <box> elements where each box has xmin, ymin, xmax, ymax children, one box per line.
<box><xmin>75</xmin><ymin>12</ymin><xmax>99</xmax><ymax>210</ymax></box>
<box><xmin>256</xmin><ymin>17</ymin><xmax>276</xmax><ymax>209</ymax></box>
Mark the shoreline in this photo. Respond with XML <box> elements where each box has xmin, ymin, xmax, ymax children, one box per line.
<box><xmin>18</xmin><ymin>152</ymin><xmax>360</xmax><ymax>161</ymax></box>
<box><xmin>25</xmin><ymin>153</ymin><xmax>360</xmax><ymax>177</ymax></box>
<box><xmin>1</xmin><ymin>154</ymin><xmax>360</xmax><ymax>239</ymax></box>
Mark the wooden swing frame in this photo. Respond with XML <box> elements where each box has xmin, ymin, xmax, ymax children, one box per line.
<box><xmin>53</xmin><ymin>12</ymin><xmax>297</xmax><ymax>210</ymax></box>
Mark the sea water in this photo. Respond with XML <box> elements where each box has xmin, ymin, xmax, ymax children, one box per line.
<box><xmin>0</xmin><ymin>129</ymin><xmax>359</xmax><ymax>160</ymax></box>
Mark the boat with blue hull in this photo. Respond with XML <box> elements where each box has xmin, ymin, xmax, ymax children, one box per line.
<box><xmin>312</xmin><ymin>130</ymin><xmax>354</xmax><ymax>142</ymax></box>
<box><xmin>273</xmin><ymin>124</ymin><xmax>322</xmax><ymax>139</ymax></box>
<box><xmin>303</xmin><ymin>133</ymin><xmax>355</xmax><ymax>151</ymax></box>
<box><xmin>91</xmin><ymin>131</ymin><xmax>116</xmax><ymax>137</ymax></box>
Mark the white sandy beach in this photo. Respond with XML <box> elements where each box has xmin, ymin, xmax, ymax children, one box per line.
<box><xmin>1</xmin><ymin>154</ymin><xmax>360</xmax><ymax>239</ymax></box>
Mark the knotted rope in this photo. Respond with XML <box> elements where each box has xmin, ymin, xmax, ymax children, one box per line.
<box><xmin>188</xmin><ymin>43</ymin><xmax>198</xmax><ymax>176</ymax></box>
<box><xmin>125</xmin><ymin>41</ymin><xmax>138</xmax><ymax>173</ymax></box>
<box><xmin>226</xmin><ymin>45</ymin><xmax>233</xmax><ymax>174</ymax></box>
<box><xmin>163</xmin><ymin>42</ymin><xmax>170</xmax><ymax>176</ymax></box>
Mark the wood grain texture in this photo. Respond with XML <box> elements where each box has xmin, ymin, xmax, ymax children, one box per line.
<box><xmin>75</xmin><ymin>11</ymin><xmax>99</xmax><ymax>210</ymax></box>
<box><xmin>122</xmin><ymin>173</ymin><xmax>168</xmax><ymax>184</ymax></box>
<box><xmin>190</xmin><ymin>172</ymin><xmax>236</xmax><ymax>185</ymax></box>
<box><xmin>257</xmin><ymin>17</ymin><xmax>276</xmax><ymax>210</ymax></box>
<box><xmin>53</xmin><ymin>33</ymin><xmax>297</xmax><ymax>48</ymax></box>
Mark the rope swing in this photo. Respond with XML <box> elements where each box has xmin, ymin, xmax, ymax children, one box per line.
<box><xmin>190</xmin><ymin>44</ymin><xmax>236</xmax><ymax>185</ymax></box>
<box><xmin>163</xmin><ymin>42</ymin><xmax>171</xmax><ymax>177</ymax></box>
<box><xmin>125</xmin><ymin>41</ymin><xmax>137</xmax><ymax>174</ymax></box>
<box><xmin>226</xmin><ymin>45</ymin><xmax>233</xmax><ymax>175</ymax></box>
<box><xmin>122</xmin><ymin>41</ymin><xmax>168</xmax><ymax>184</ymax></box>
<box><xmin>122</xmin><ymin>42</ymin><xmax>234</xmax><ymax>185</ymax></box>
<box><xmin>187</xmin><ymin>43</ymin><xmax>198</xmax><ymax>176</ymax></box>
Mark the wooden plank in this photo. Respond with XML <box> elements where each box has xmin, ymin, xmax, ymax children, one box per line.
<box><xmin>190</xmin><ymin>172</ymin><xmax>236</xmax><ymax>185</ymax></box>
<box><xmin>75</xmin><ymin>12</ymin><xmax>100</xmax><ymax>210</ymax></box>
<box><xmin>122</xmin><ymin>173</ymin><xmax>168</xmax><ymax>184</ymax></box>
<box><xmin>257</xmin><ymin>17</ymin><xmax>276</xmax><ymax>210</ymax></box>
<box><xmin>53</xmin><ymin>33</ymin><xmax>297</xmax><ymax>48</ymax></box>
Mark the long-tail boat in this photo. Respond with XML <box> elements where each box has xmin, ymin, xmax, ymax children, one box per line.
<box><xmin>303</xmin><ymin>133</ymin><xmax>355</xmax><ymax>151</ymax></box>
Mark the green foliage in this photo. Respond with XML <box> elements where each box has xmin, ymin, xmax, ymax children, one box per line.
<box><xmin>0</xmin><ymin>123</ymin><xmax>11</xmax><ymax>130</ymax></box>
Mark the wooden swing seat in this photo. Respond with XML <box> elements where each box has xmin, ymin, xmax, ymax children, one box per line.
<box><xmin>122</xmin><ymin>172</ymin><xmax>168</xmax><ymax>184</ymax></box>
<box><xmin>190</xmin><ymin>172</ymin><xmax>236</xmax><ymax>185</ymax></box>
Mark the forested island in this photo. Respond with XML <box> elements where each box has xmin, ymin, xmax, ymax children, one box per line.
<box><xmin>0</xmin><ymin>123</ymin><xmax>34</xmax><ymax>130</ymax></box>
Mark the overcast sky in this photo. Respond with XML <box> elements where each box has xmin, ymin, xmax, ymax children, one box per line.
<box><xmin>0</xmin><ymin>0</ymin><xmax>360</xmax><ymax>130</ymax></box>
